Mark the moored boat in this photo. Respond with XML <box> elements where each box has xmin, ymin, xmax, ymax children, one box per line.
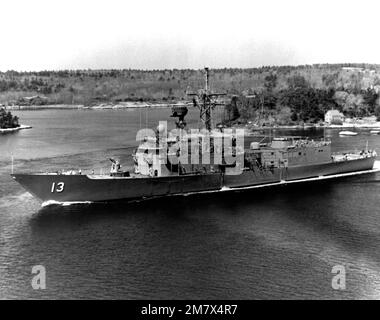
<box><xmin>339</xmin><ymin>130</ymin><xmax>358</xmax><ymax>136</ymax></box>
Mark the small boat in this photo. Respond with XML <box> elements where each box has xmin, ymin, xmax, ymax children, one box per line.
<box><xmin>339</xmin><ymin>131</ymin><xmax>358</xmax><ymax>136</ymax></box>
<box><xmin>370</xmin><ymin>130</ymin><xmax>380</xmax><ymax>135</ymax></box>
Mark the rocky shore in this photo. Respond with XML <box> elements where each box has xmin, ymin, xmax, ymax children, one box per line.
<box><xmin>4</xmin><ymin>101</ymin><xmax>174</xmax><ymax>111</ymax></box>
<box><xmin>0</xmin><ymin>124</ymin><xmax>32</xmax><ymax>133</ymax></box>
<box><xmin>233</xmin><ymin>121</ymin><xmax>380</xmax><ymax>134</ymax></box>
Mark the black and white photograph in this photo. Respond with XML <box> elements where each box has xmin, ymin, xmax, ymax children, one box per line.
<box><xmin>1</xmin><ymin>0</ymin><xmax>380</xmax><ymax>305</ymax></box>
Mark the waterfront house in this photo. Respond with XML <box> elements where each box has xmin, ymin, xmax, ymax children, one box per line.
<box><xmin>18</xmin><ymin>95</ymin><xmax>48</xmax><ymax>106</ymax></box>
<box><xmin>325</xmin><ymin>110</ymin><xmax>344</xmax><ymax>125</ymax></box>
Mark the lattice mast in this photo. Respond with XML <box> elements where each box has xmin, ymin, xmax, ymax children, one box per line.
<box><xmin>187</xmin><ymin>68</ymin><xmax>226</xmax><ymax>131</ymax></box>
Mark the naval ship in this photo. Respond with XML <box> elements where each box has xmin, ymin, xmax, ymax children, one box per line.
<box><xmin>12</xmin><ymin>68</ymin><xmax>377</xmax><ymax>204</ymax></box>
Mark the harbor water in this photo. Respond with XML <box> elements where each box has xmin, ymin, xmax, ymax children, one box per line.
<box><xmin>1</xmin><ymin>109</ymin><xmax>380</xmax><ymax>299</ymax></box>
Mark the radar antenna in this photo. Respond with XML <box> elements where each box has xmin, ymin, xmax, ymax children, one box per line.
<box><xmin>187</xmin><ymin>67</ymin><xmax>226</xmax><ymax>131</ymax></box>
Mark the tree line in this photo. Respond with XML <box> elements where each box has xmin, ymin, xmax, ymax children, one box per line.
<box><xmin>0</xmin><ymin>108</ymin><xmax>19</xmax><ymax>129</ymax></box>
<box><xmin>1</xmin><ymin>64</ymin><xmax>380</xmax><ymax>122</ymax></box>
<box><xmin>225</xmin><ymin>73</ymin><xmax>380</xmax><ymax>125</ymax></box>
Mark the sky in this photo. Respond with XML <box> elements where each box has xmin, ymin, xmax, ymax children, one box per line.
<box><xmin>1</xmin><ymin>0</ymin><xmax>380</xmax><ymax>71</ymax></box>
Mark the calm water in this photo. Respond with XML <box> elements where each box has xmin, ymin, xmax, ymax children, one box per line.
<box><xmin>0</xmin><ymin>109</ymin><xmax>380</xmax><ymax>299</ymax></box>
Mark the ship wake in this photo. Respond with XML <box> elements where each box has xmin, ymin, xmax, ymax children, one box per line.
<box><xmin>41</xmin><ymin>200</ymin><xmax>94</xmax><ymax>207</ymax></box>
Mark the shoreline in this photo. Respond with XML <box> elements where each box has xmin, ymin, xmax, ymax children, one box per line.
<box><xmin>231</xmin><ymin>121</ymin><xmax>380</xmax><ymax>131</ymax></box>
<box><xmin>242</xmin><ymin>124</ymin><xmax>380</xmax><ymax>130</ymax></box>
<box><xmin>3</xmin><ymin>103</ymin><xmax>380</xmax><ymax>131</ymax></box>
<box><xmin>0</xmin><ymin>124</ymin><xmax>32</xmax><ymax>133</ymax></box>
<box><xmin>4</xmin><ymin>102</ymin><xmax>176</xmax><ymax>111</ymax></box>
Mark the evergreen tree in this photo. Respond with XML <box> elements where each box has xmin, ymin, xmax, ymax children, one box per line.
<box><xmin>0</xmin><ymin>108</ymin><xmax>20</xmax><ymax>129</ymax></box>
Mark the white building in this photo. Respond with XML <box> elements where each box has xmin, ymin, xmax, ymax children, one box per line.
<box><xmin>325</xmin><ymin>110</ymin><xmax>344</xmax><ymax>125</ymax></box>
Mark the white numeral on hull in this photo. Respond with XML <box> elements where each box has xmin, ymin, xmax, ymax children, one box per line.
<box><xmin>51</xmin><ymin>182</ymin><xmax>65</xmax><ymax>193</ymax></box>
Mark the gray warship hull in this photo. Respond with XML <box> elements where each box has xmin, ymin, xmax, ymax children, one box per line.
<box><xmin>12</xmin><ymin>156</ymin><xmax>376</xmax><ymax>204</ymax></box>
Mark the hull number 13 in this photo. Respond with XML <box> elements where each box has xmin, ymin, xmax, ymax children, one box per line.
<box><xmin>51</xmin><ymin>182</ymin><xmax>65</xmax><ymax>193</ymax></box>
